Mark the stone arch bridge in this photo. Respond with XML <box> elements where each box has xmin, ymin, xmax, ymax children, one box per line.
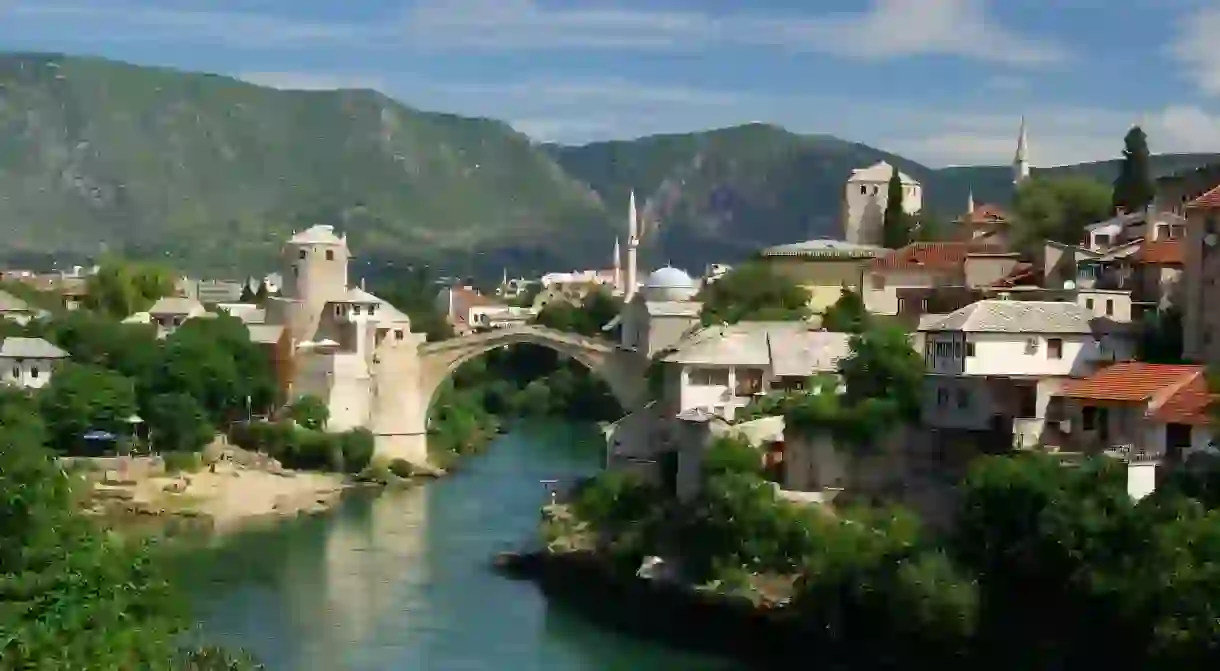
<box><xmin>369</xmin><ymin>325</ymin><xmax>649</xmax><ymax>464</ymax></box>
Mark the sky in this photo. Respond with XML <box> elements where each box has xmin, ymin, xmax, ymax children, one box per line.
<box><xmin>3</xmin><ymin>0</ymin><xmax>1220</xmax><ymax>167</ymax></box>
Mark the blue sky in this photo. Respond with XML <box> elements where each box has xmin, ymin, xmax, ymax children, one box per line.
<box><xmin>2</xmin><ymin>0</ymin><xmax>1219</xmax><ymax>167</ymax></box>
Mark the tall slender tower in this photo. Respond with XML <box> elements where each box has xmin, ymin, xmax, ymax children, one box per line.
<box><xmin>612</xmin><ymin>237</ymin><xmax>622</xmax><ymax>294</ymax></box>
<box><xmin>966</xmin><ymin>189</ymin><xmax>975</xmax><ymax>214</ymax></box>
<box><xmin>625</xmin><ymin>190</ymin><xmax>640</xmax><ymax>303</ymax></box>
<box><xmin>1013</xmin><ymin>116</ymin><xmax>1030</xmax><ymax>186</ymax></box>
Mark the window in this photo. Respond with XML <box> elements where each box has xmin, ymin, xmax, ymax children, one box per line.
<box><xmin>871</xmin><ymin>274</ymin><xmax>885</xmax><ymax>290</ymax></box>
<box><xmin>965</xmin><ymin>341</ymin><xmax>976</xmax><ymax>357</ymax></box>
<box><xmin>352</xmin><ymin>305</ymin><xmax>361</xmax><ymax>315</ymax></box>
<box><xmin>956</xmin><ymin>388</ymin><xmax>968</xmax><ymax>408</ymax></box>
<box><xmin>898</xmin><ymin>298</ymin><xmax>905</xmax><ymax>312</ymax></box>
<box><xmin>394</xmin><ymin>329</ymin><xmax>404</xmax><ymax>340</ymax></box>
<box><xmin>1105</xmin><ymin>299</ymin><xmax>1113</xmax><ymax>316</ymax></box>
<box><xmin>10</xmin><ymin>366</ymin><xmax>17</xmax><ymax>378</ymax></box>
<box><xmin>1048</xmin><ymin>338</ymin><xmax>1063</xmax><ymax>359</ymax></box>
<box><xmin>859</xmin><ymin>185</ymin><xmax>867</xmax><ymax>195</ymax></box>
<box><xmin>30</xmin><ymin>366</ymin><xmax>38</xmax><ymax>379</ymax></box>
<box><xmin>1082</xmin><ymin>406</ymin><xmax>1098</xmax><ymax>431</ymax></box>
<box><xmin>953</xmin><ymin>341</ymin><xmax>962</xmax><ymax>357</ymax></box>
<box><xmin>334</xmin><ymin>305</ymin><xmax>343</xmax><ymax>316</ymax></box>
<box><xmin>325</xmin><ymin>249</ymin><xmax>334</xmax><ymax>261</ymax></box>
<box><xmin>1024</xmin><ymin>338</ymin><xmax>1039</xmax><ymax>354</ymax></box>
<box><xmin>735</xmin><ymin>368</ymin><xmax>765</xmax><ymax>396</ymax></box>
<box><xmin>293</xmin><ymin>266</ymin><xmax>299</xmax><ymax>278</ymax></box>
<box><xmin>920</xmin><ymin>298</ymin><xmax>929</xmax><ymax>311</ymax></box>
<box><xmin>688</xmin><ymin>367</ymin><xmax>730</xmax><ymax>386</ymax></box>
<box><xmin>1085</xmin><ymin>298</ymin><xmax>1094</xmax><ymax>309</ymax></box>
<box><xmin>937</xmin><ymin>388</ymin><xmax>949</xmax><ymax>406</ymax></box>
<box><xmin>298</xmin><ymin>249</ymin><xmax>306</xmax><ymax>260</ymax></box>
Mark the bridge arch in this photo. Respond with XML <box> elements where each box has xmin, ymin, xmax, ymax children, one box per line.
<box><xmin>415</xmin><ymin>325</ymin><xmax>647</xmax><ymax>418</ymax></box>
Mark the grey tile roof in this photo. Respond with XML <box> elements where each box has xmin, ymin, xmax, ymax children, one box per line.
<box><xmin>662</xmin><ymin>321</ymin><xmax>848</xmax><ymax>375</ymax></box>
<box><xmin>760</xmin><ymin>239</ymin><xmax>884</xmax><ymax>258</ymax></box>
<box><xmin>148</xmin><ymin>296</ymin><xmax>204</xmax><ymax>315</ymax></box>
<box><xmin>0</xmin><ymin>290</ymin><xmax>30</xmax><ymax>312</ymax></box>
<box><xmin>768</xmin><ymin>330</ymin><xmax>851</xmax><ymax>377</ymax></box>
<box><xmin>0</xmin><ymin>337</ymin><xmax>67</xmax><ymax>359</ymax></box>
<box><xmin>920</xmin><ymin>300</ymin><xmax>1094</xmax><ymax>334</ymax></box>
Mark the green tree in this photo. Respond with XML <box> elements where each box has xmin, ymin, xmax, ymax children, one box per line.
<box><xmin>38</xmin><ymin>362</ymin><xmax>139</xmax><ymax>454</ymax></box>
<box><xmin>699</xmin><ymin>262</ymin><xmax>811</xmax><ymax>325</ymax></box>
<box><xmin>288</xmin><ymin>394</ymin><xmax>330</xmax><ymax>431</ymax></box>
<box><xmin>837</xmin><ymin>326</ymin><xmax>924</xmax><ymax>421</ymax></box>
<box><xmin>1112</xmin><ymin>126</ymin><xmax>1155</xmax><ymax>214</ymax></box>
<box><xmin>1137</xmin><ymin>307</ymin><xmax>1185</xmax><ymax>364</ymax></box>
<box><xmin>239</xmin><ymin>283</ymin><xmax>257</xmax><ymax>303</ymax></box>
<box><xmin>147</xmin><ymin>392</ymin><xmax>213</xmax><ymax>452</ymax></box>
<box><xmin>1012</xmin><ymin>177</ymin><xmax>1113</xmax><ymax>252</ymax></box>
<box><xmin>883</xmin><ymin>166</ymin><xmax>912</xmax><ymax>248</ymax></box>
<box><xmin>821</xmin><ymin>287</ymin><xmax>869</xmax><ymax>333</ymax></box>
<box><xmin>83</xmin><ymin>260</ymin><xmax>176</xmax><ymax>318</ymax></box>
<box><xmin>254</xmin><ymin>281</ymin><xmax>270</xmax><ymax>304</ymax></box>
<box><xmin>156</xmin><ymin>315</ymin><xmax>277</xmax><ymax>422</ymax></box>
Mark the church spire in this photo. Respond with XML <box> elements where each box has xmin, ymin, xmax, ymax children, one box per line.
<box><xmin>1013</xmin><ymin>116</ymin><xmax>1030</xmax><ymax>186</ymax></box>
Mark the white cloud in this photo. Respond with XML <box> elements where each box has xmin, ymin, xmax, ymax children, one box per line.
<box><xmin>1171</xmin><ymin>5</ymin><xmax>1220</xmax><ymax>96</ymax></box>
<box><xmin>407</xmin><ymin>0</ymin><xmax>1069</xmax><ymax>65</ymax></box>
<box><xmin>238</xmin><ymin>72</ymin><xmax>387</xmax><ymax>91</ymax></box>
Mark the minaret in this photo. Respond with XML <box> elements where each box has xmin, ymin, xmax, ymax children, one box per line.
<box><xmin>1013</xmin><ymin>116</ymin><xmax>1030</xmax><ymax>186</ymax></box>
<box><xmin>966</xmin><ymin>190</ymin><xmax>975</xmax><ymax>214</ymax></box>
<box><xmin>625</xmin><ymin>190</ymin><xmax>639</xmax><ymax>302</ymax></box>
<box><xmin>612</xmin><ymin>237</ymin><xmax>622</xmax><ymax>294</ymax></box>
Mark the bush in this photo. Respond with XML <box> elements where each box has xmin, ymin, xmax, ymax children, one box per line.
<box><xmin>388</xmin><ymin>459</ymin><xmax>415</xmax><ymax>479</ymax></box>
<box><xmin>339</xmin><ymin>428</ymin><xmax>375</xmax><ymax>474</ymax></box>
<box><xmin>163</xmin><ymin>451</ymin><xmax>202</xmax><ymax>474</ymax></box>
<box><xmin>228</xmin><ymin>420</ymin><xmax>376</xmax><ymax>474</ymax></box>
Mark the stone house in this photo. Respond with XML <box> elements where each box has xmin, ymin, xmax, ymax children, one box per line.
<box><xmin>755</xmin><ymin>239</ymin><xmax>885</xmax><ymax>312</ymax></box>
<box><xmin>0</xmin><ymin>336</ymin><xmax>68</xmax><ymax>389</ymax></box>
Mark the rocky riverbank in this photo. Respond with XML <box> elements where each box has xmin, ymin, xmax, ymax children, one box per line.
<box><xmin>72</xmin><ymin>445</ymin><xmax>429</xmax><ymax>534</ymax></box>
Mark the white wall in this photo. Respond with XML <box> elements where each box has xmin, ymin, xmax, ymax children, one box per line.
<box><xmin>1077</xmin><ymin>291</ymin><xmax>1131</xmax><ymax>322</ymax></box>
<box><xmin>863</xmin><ymin>270</ymin><xmax>936</xmax><ymax>315</ymax></box>
<box><xmin>675</xmin><ymin>363</ymin><xmax>770</xmax><ymax>421</ymax></box>
<box><xmin>925</xmin><ymin>331</ymin><xmax>1102</xmax><ymax>378</ymax></box>
<box><xmin>0</xmin><ymin>357</ymin><xmax>55</xmax><ymax>389</ymax></box>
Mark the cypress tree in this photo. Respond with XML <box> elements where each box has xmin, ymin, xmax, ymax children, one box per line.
<box><xmin>882</xmin><ymin>166</ymin><xmax>912</xmax><ymax>248</ymax></box>
<box><xmin>1112</xmin><ymin>126</ymin><xmax>1155</xmax><ymax>214</ymax></box>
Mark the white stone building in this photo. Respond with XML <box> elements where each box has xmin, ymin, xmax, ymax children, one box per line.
<box><xmin>918</xmin><ymin>299</ymin><xmax>1133</xmax><ymax>448</ymax></box>
<box><xmin>0</xmin><ymin>337</ymin><xmax>68</xmax><ymax>389</ymax></box>
<box><xmin>843</xmin><ymin>161</ymin><xmax>922</xmax><ymax>246</ymax></box>
<box><xmin>123</xmin><ymin>296</ymin><xmax>210</xmax><ymax>339</ymax></box>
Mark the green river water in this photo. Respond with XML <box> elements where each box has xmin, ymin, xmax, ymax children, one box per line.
<box><xmin>172</xmin><ymin>423</ymin><xmax>741</xmax><ymax>671</ymax></box>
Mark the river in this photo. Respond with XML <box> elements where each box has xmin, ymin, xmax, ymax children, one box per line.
<box><xmin>172</xmin><ymin>423</ymin><xmax>741</xmax><ymax>671</ymax></box>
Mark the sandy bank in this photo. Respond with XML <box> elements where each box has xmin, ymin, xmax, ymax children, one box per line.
<box><xmin>81</xmin><ymin>451</ymin><xmax>358</xmax><ymax>533</ymax></box>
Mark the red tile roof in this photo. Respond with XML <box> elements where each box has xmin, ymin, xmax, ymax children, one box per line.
<box><xmin>1136</xmin><ymin>239</ymin><xmax>1185</xmax><ymax>265</ymax></box>
<box><xmin>959</xmin><ymin>204</ymin><xmax>1010</xmax><ymax>226</ymax></box>
<box><xmin>1150</xmin><ymin>375</ymin><xmax>1215</xmax><ymax>426</ymax></box>
<box><xmin>446</xmin><ymin>286</ymin><xmax>503</xmax><ymax>324</ymax></box>
<box><xmin>1186</xmin><ymin>184</ymin><xmax>1220</xmax><ymax>210</ymax></box>
<box><xmin>870</xmin><ymin>242</ymin><xmax>1005</xmax><ymax>273</ymax></box>
<box><xmin>1058</xmin><ymin>362</ymin><xmax>1204</xmax><ymax>402</ymax></box>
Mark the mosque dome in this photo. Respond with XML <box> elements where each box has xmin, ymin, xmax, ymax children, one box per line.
<box><xmin>643</xmin><ymin>266</ymin><xmax>697</xmax><ymax>301</ymax></box>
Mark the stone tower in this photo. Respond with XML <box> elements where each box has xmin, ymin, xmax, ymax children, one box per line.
<box><xmin>280</xmin><ymin>224</ymin><xmax>350</xmax><ymax>341</ymax></box>
<box><xmin>1013</xmin><ymin>116</ymin><xmax>1030</xmax><ymax>186</ymax></box>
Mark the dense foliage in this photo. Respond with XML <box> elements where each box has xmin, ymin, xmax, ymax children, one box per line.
<box><xmin>228</xmin><ymin>421</ymin><xmax>374</xmax><ymax>474</ymax></box>
<box><xmin>0</xmin><ymin>389</ymin><xmax>262</xmax><ymax>669</ymax></box>
<box><xmin>1011</xmin><ymin>176</ymin><xmax>1113</xmax><ymax>253</ymax></box>
<box><xmin>1112</xmin><ymin>125</ymin><xmax>1155</xmax><ymax>214</ymax></box>
<box><xmin>882</xmin><ymin>166</ymin><xmax>913</xmax><ymax>248</ymax></box>
<box><xmin>698</xmin><ymin>263</ymin><xmax>811</xmax><ymax>325</ymax></box>
<box><xmin>819</xmin><ymin>288</ymin><xmax>869</xmax><ymax>333</ymax></box>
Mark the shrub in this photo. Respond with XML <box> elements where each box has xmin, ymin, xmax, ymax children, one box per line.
<box><xmin>163</xmin><ymin>451</ymin><xmax>202</xmax><ymax>474</ymax></box>
<box><xmin>388</xmin><ymin>459</ymin><xmax>415</xmax><ymax>478</ymax></box>
<box><xmin>339</xmin><ymin>428</ymin><xmax>375</xmax><ymax>474</ymax></box>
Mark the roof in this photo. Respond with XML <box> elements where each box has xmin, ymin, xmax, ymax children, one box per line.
<box><xmin>661</xmin><ymin>321</ymin><xmax>848</xmax><ymax>374</ymax></box>
<box><xmin>0</xmin><ymin>336</ymin><xmax>68</xmax><ymax>359</ymax></box>
<box><xmin>1186</xmin><ymin>184</ymin><xmax>1220</xmax><ymax>210</ymax></box>
<box><xmin>991</xmin><ymin>263</ymin><xmax>1037</xmax><ymax>288</ymax></box>
<box><xmin>0</xmin><ymin>290</ymin><xmax>30</xmax><ymax>312</ymax></box>
<box><xmin>246</xmin><ymin>324</ymin><xmax>285</xmax><ymax>345</ymax></box>
<box><xmin>759</xmin><ymin>239</ymin><xmax>884</xmax><ymax>259</ymax></box>
<box><xmin>1136</xmin><ymin>239</ymin><xmax>1184</xmax><ymax>265</ymax></box>
<box><xmin>345</xmin><ymin>286</ymin><xmax>381</xmax><ymax>303</ymax></box>
<box><xmin>920</xmin><ymin>299</ymin><xmax>1094</xmax><ymax>334</ymax></box>
<box><xmin>645</xmin><ymin>266</ymin><xmax>695</xmax><ymax>289</ymax></box>
<box><xmin>1054</xmin><ymin>363</ymin><xmax>1205</xmax><ymax>409</ymax></box>
<box><xmin>870</xmin><ymin>242</ymin><xmax>1005</xmax><ymax>273</ymax></box>
<box><xmin>1150</xmin><ymin>375</ymin><xmax>1214</xmax><ymax>426</ymax></box>
<box><xmin>148</xmin><ymin>296</ymin><xmax>204</xmax><ymax>315</ymax></box>
<box><xmin>847</xmin><ymin>161</ymin><xmax>918</xmax><ymax>185</ymax></box>
<box><xmin>289</xmin><ymin>224</ymin><xmax>345</xmax><ymax>245</ymax></box>
<box><xmin>959</xmin><ymin>204</ymin><xmax>1010</xmax><ymax>226</ymax></box>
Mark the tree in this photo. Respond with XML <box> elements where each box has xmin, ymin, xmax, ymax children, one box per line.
<box><xmin>254</xmin><ymin>281</ymin><xmax>270</xmax><ymax>303</ymax></box>
<box><xmin>1112</xmin><ymin>126</ymin><xmax>1155</xmax><ymax>214</ymax></box>
<box><xmin>837</xmin><ymin>326</ymin><xmax>924</xmax><ymax>422</ymax></box>
<box><xmin>38</xmin><ymin>362</ymin><xmax>139</xmax><ymax>454</ymax></box>
<box><xmin>1138</xmin><ymin>307</ymin><xmax>1185</xmax><ymax>364</ymax></box>
<box><xmin>239</xmin><ymin>282</ymin><xmax>257</xmax><ymax>303</ymax></box>
<box><xmin>83</xmin><ymin>260</ymin><xmax>176</xmax><ymax>318</ymax></box>
<box><xmin>883</xmin><ymin>167</ymin><xmax>912</xmax><ymax>249</ymax></box>
<box><xmin>821</xmin><ymin>287</ymin><xmax>869</xmax><ymax>333</ymax></box>
<box><xmin>1012</xmin><ymin>177</ymin><xmax>1113</xmax><ymax>253</ymax></box>
<box><xmin>156</xmin><ymin>315</ymin><xmax>277</xmax><ymax>422</ymax></box>
<box><xmin>288</xmin><ymin>394</ymin><xmax>329</xmax><ymax>431</ymax></box>
<box><xmin>147</xmin><ymin>392</ymin><xmax>213</xmax><ymax>452</ymax></box>
<box><xmin>698</xmin><ymin>262</ymin><xmax>811</xmax><ymax>325</ymax></box>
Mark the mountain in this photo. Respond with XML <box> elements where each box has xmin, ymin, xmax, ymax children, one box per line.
<box><xmin>0</xmin><ymin>52</ymin><xmax>615</xmax><ymax>276</ymax></box>
<box><xmin>547</xmin><ymin>127</ymin><xmax>1220</xmax><ymax>270</ymax></box>
<box><xmin>0</xmin><ymin>52</ymin><xmax>1217</xmax><ymax>278</ymax></box>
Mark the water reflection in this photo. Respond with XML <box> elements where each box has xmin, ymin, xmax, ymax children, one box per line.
<box><xmin>177</xmin><ymin>424</ymin><xmax>738</xmax><ymax>670</ymax></box>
